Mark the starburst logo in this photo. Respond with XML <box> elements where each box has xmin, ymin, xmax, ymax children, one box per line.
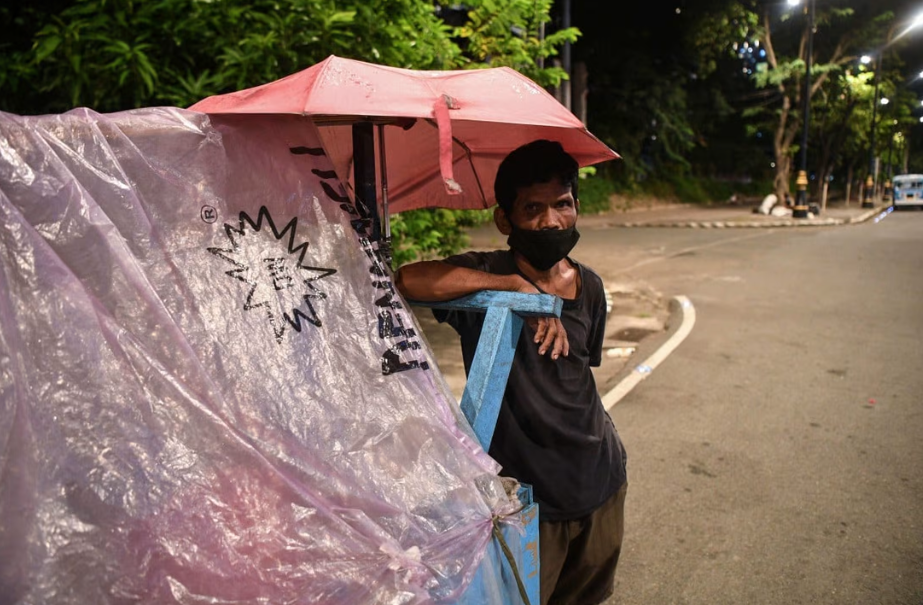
<box><xmin>208</xmin><ymin>206</ymin><xmax>337</xmax><ymax>343</ymax></box>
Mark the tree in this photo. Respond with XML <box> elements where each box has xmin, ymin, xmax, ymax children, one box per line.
<box><xmin>810</xmin><ymin>68</ymin><xmax>868</xmax><ymax>200</ymax></box>
<box><xmin>571</xmin><ymin>3</ymin><xmax>699</xmax><ymax>189</ymax></box>
<box><xmin>0</xmin><ymin>0</ymin><xmax>576</xmax><ymax>265</ymax></box>
<box><xmin>0</xmin><ymin>0</ymin><xmax>464</xmax><ymax>114</ymax></box>
<box><xmin>692</xmin><ymin>1</ymin><xmax>900</xmax><ymax>200</ymax></box>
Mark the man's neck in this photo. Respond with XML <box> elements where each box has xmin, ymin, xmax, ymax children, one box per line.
<box><xmin>512</xmin><ymin>252</ymin><xmax>579</xmax><ymax>299</ymax></box>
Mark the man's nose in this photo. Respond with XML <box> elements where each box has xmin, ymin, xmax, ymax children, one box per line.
<box><xmin>537</xmin><ymin>208</ymin><xmax>563</xmax><ymax>229</ymax></box>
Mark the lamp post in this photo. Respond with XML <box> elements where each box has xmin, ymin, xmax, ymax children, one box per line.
<box><xmin>863</xmin><ymin>54</ymin><xmax>883</xmax><ymax>208</ymax></box>
<box><xmin>789</xmin><ymin>0</ymin><xmax>815</xmax><ymax>219</ymax></box>
<box><xmin>885</xmin><ymin>123</ymin><xmax>900</xmax><ymax>202</ymax></box>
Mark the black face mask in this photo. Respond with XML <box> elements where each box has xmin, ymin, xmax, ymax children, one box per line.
<box><xmin>507</xmin><ymin>226</ymin><xmax>580</xmax><ymax>271</ymax></box>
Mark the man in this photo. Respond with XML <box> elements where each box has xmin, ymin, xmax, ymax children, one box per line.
<box><xmin>395</xmin><ymin>140</ymin><xmax>627</xmax><ymax>605</ymax></box>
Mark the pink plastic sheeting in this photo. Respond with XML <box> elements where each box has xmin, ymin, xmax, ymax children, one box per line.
<box><xmin>0</xmin><ymin>108</ymin><xmax>519</xmax><ymax>604</ymax></box>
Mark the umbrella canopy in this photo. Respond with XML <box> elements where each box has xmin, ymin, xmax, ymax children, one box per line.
<box><xmin>191</xmin><ymin>55</ymin><xmax>619</xmax><ymax>213</ymax></box>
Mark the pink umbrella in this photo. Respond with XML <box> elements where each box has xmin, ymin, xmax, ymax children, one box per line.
<box><xmin>190</xmin><ymin>55</ymin><xmax>618</xmax><ymax>216</ymax></box>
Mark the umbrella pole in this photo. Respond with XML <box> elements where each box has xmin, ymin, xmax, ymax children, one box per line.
<box><xmin>377</xmin><ymin>124</ymin><xmax>392</xmax><ymax>268</ymax></box>
<box><xmin>351</xmin><ymin>122</ymin><xmax>379</xmax><ymax>241</ymax></box>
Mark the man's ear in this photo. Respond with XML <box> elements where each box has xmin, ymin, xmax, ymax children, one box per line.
<box><xmin>494</xmin><ymin>206</ymin><xmax>512</xmax><ymax>235</ymax></box>
<box><xmin>575</xmin><ymin>197</ymin><xmax>581</xmax><ymax>214</ymax></box>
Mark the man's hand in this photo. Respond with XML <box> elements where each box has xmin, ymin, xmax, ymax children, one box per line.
<box><xmin>530</xmin><ymin>317</ymin><xmax>569</xmax><ymax>360</ymax></box>
<box><xmin>510</xmin><ymin>276</ymin><xmax>570</xmax><ymax>360</ymax></box>
<box><xmin>395</xmin><ymin>262</ymin><xmax>569</xmax><ymax>360</ymax></box>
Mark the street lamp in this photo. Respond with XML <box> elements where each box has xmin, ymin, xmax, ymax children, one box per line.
<box><xmin>862</xmin><ymin>14</ymin><xmax>923</xmax><ymax>206</ymax></box>
<box><xmin>863</xmin><ymin>53</ymin><xmax>883</xmax><ymax>208</ymax></box>
<box><xmin>885</xmin><ymin>122</ymin><xmax>901</xmax><ymax>201</ymax></box>
<box><xmin>788</xmin><ymin>0</ymin><xmax>815</xmax><ymax>219</ymax></box>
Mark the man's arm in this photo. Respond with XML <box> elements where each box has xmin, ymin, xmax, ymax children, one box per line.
<box><xmin>395</xmin><ymin>260</ymin><xmax>570</xmax><ymax>359</ymax></box>
<box><xmin>394</xmin><ymin>260</ymin><xmax>533</xmax><ymax>302</ymax></box>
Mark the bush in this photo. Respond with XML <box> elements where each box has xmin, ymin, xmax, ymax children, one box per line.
<box><xmin>390</xmin><ymin>208</ymin><xmax>492</xmax><ymax>267</ymax></box>
<box><xmin>627</xmin><ymin>174</ymin><xmax>775</xmax><ymax>205</ymax></box>
<box><xmin>577</xmin><ymin>168</ymin><xmax>615</xmax><ymax>214</ymax></box>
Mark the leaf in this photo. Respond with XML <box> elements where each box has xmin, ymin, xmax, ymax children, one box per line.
<box><xmin>33</xmin><ymin>35</ymin><xmax>62</xmax><ymax>62</ymax></box>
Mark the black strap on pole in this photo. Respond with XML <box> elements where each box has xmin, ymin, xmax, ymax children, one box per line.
<box><xmin>352</xmin><ymin>122</ymin><xmax>380</xmax><ymax>242</ymax></box>
<box><xmin>377</xmin><ymin>124</ymin><xmax>393</xmax><ymax>268</ymax></box>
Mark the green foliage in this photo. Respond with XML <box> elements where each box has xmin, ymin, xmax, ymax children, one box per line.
<box><xmin>0</xmin><ymin>0</ymin><xmax>575</xmax><ymax>264</ymax></box>
<box><xmin>0</xmin><ymin>0</ymin><xmax>463</xmax><ymax>114</ymax></box>
<box><xmin>577</xmin><ymin>167</ymin><xmax>614</xmax><ymax>215</ymax></box>
<box><xmin>454</xmin><ymin>0</ymin><xmax>578</xmax><ymax>88</ymax></box>
<box><xmin>691</xmin><ymin>1</ymin><xmax>902</xmax><ymax>198</ymax></box>
<box><xmin>628</xmin><ymin>174</ymin><xmax>774</xmax><ymax>206</ymax></box>
<box><xmin>697</xmin><ymin>177</ymin><xmax>774</xmax><ymax>202</ymax></box>
<box><xmin>687</xmin><ymin>1</ymin><xmax>759</xmax><ymax>79</ymax></box>
<box><xmin>589</xmin><ymin>65</ymin><xmax>697</xmax><ymax>187</ymax></box>
<box><xmin>390</xmin><ymin>208</ymin><xmax>492</xmax><ymax>267</ymax></box>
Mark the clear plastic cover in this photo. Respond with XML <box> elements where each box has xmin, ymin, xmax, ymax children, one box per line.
<box><xmin>0</xmin><ymin>108</ymin><xmax>519</xmax><ymax>604</ymax></box>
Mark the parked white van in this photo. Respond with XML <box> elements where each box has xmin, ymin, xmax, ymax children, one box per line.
<box><xmin>891</xmin><ymin>174</ymin><xmax>923</xmax><ymax>209</ymax></box>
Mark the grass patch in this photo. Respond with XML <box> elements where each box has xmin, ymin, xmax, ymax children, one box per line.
<box><xmin>591</xmin><ymin>172</ymin><xmax>776</xmax><ymax>208</ymax></box>
<box><xmin>577</xmin><ymin>169</ymin><xmax>617</xmax><ymax>214</ymax></box>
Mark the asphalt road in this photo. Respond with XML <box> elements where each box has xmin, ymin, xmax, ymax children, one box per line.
<box><xmin>590</xmin><ymin>212</ymin><xmax>923</xmax><ymax>604</ymax></box>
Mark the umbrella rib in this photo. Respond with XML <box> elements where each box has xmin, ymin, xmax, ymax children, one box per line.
<box><xmin>460</xmin><ymin>138</ymin><xmax>488</xmax><ymax>208</ymax></box>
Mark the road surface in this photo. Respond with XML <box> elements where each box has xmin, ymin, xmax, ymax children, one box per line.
<box><xmin>596</xmin><ymin>212</ymin><xmax>923</xmax><ymax>604</ymax></box>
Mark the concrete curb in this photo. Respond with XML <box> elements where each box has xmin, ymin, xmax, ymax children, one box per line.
<box><xmin>602</xmin><ymin>295</ymin><xmax>696</xmax><ymax>410</ymax></box>
<box><xmin>615</xmin><ymin>207</ymin><xmax>881</xmax><ymax>229</ymax></box>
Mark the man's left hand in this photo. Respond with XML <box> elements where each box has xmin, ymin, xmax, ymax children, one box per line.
<box><xmin>528</xmin><ymin>317</ymin><xmax>569</xmax><ymax>360</ymax></box>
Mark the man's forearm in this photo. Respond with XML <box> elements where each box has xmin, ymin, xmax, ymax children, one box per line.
<box><xmin>394</xmin><ymin>261</ymin><xmax>527</xmax><ymax>302</ymax></box>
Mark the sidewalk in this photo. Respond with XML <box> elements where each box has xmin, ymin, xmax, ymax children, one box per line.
<box><xmin>577</xmin><ymin>200</ymin><xmax>883</xmax><ymax>229</ymax></box>
<box><xmin>421</xmin><ymin>199</ymin><xmax>889</xmax><ymax>403</ymax></box>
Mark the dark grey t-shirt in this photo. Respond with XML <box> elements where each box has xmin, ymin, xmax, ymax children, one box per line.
<box><xmin>435</xmin><ymin>250</ymin><xmax>627</xmax><ymax>521</ymax></box>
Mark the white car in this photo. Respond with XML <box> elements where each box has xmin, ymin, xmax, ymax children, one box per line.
<box><xmin>891</xmin><ymin>174</ymin><xmax>923</xmax><ymax>209</ymax></box>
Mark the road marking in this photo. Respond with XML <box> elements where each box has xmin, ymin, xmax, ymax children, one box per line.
<box><xmin>873</xmin><ymin>206</ymin><xmax>894</xmax><ymax>223</ymax></box>
<box><xmin>614</xmin><ymin>231</ymin><xmax>775</xmax><ymax>275</ymax></box>
<box><xmin>603</xmin><ymin>295</ymin><xmax>696</xmax><ymax>410</ymax></box>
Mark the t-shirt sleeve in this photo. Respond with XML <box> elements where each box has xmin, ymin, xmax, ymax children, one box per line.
<box><xmin>587</xmin><ymin>271</ymin><xmax>607</xmax><ymax>367</ymax></box>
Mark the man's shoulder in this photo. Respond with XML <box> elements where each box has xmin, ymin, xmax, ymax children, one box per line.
<box><xmin>571</xmin><ymin>258</ymin><xmax>604</xmax><ymax>293</ymax></box>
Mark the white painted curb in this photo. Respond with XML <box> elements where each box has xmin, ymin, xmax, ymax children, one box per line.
<box><xmin>603</xmin><ymin>295</ymin><xmax>696</xmax><ymax>410</ymax></box>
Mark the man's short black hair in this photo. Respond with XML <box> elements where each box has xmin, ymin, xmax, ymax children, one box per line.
<box><xmin>494</xmin><ymin>140</ymin><xmax>579</xmax><ymax>213</ymax></box>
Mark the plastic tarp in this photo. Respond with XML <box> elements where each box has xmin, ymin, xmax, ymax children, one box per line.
<box><xmin>0</xmin><ymin>108</ymin><xmax>520</xmax><ymax>604</ymax></box>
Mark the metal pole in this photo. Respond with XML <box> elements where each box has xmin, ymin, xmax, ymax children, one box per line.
<box><xmin>562</xmin><ymin>0</ymin><xmax>572</xmax><ymax>111</ymax></box>
<box><xmin>863</xmin><ymin>54</ymin><xmax>882</xmax><ymax>208</ymax></box>
<box><xmin>377</xmin><ymin>124</ymin><xmax>392</xmax><ymax>267</ymax></box>
<box><xmin>885</xmin><ymin>126</ymin><xmax>895</xmax><ymax>201</ymax></box>
<box><xmin>352</xmin><ymin>122</ymin><xmax>380</xmax><ymax>241</ymax></box>
<box><xmin>793</xmin><ymin>0</ymin><xmax>814</xmax><ymax>218</ymax></box>
<box><xmin>537</xmin><ymin>3</ymin><xmax>545</xmax><ymax>71</ymax></box>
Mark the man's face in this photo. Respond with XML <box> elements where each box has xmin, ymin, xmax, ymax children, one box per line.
<box><xmin>495</xmin><ymin>177</ymin><xmax>579</xmax><ymax>234</ymax></box>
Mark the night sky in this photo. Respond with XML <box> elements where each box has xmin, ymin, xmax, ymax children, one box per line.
<box><xmin>571</xmin><ymin>0</ymin><xmax>923</xmax><ymax>77</ymax></box>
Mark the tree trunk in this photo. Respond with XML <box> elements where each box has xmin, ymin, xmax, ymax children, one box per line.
<box><xmin>845</xmin><ymin>163</ymin><xmax>854</xmax><ymax>206</ymax></box>
<box><xmin>773</xmin><ymin>95</ymin><xmax>792</xmax><ymax>200</ymax></box>
<box><xmin>573</xmin><ymin>61</ymin><xmax>588</xmax><ymax>125</ymax></box>
<box><xmin>816</xmin><ymin>147</ymin><xmax>832</xmax><ymax>204</ymax></box>
<box><xmin>774</xmin><ymin>155</ymin><xmax>791</xmax><ymax>201</ymax></box>
<box><xmin>761</xmin><ymin>5</ymin><xmax>848</xmax><ymax>206</ymax></box>
<box><xmin>551</xmin><ymin>58</ymin><xmax>564</xmax><ymax>105</ymax></box>
<box><xmin>774</xmin><ymin>120</ymin><xmax>800</xmax><ymax>202</ymax></box>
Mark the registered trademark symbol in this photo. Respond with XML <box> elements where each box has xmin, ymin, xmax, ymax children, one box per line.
<box><xmin>200</xmin><ymin>205</ymin><xmax>218</xmax><ymax>223</ymax></box>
